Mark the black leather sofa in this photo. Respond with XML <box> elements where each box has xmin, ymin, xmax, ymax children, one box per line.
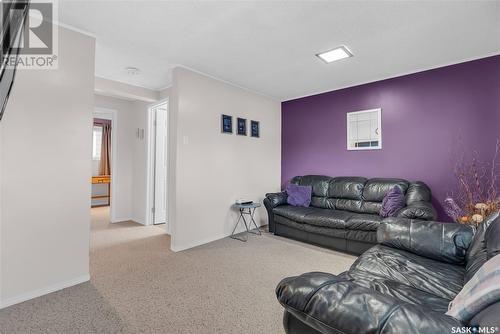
<box><xmin>276</xmin><ymin>213</ymin><xmax>500</xmax><ymax>334</ymax></box>
<box><xmin>264</xmin><ymin>175</ymin><xmax>437</xmax><ymax>255</ymax></box>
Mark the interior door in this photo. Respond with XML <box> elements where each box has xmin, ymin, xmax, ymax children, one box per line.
<box><xmin>154</xmin><ymin>106</ymin><xmax>168</xmax><ymax>227</ymax></box>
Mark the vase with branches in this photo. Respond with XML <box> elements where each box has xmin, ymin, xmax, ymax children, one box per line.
<box><xmin>445</xmin><ymin>139</ymin><xmax>500</xmax><ymax>225</ymax></box>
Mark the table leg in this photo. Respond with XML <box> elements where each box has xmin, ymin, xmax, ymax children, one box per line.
<box><xmin>247</xmin><ymin>207</ymin><xmax>262</xmax><ymax>235</ymax></box>
<box><xmin>241</xmin><ymin>209</ymin><xmax>252</xmax><ymax>231</ymax></box>
<box><xmin>230</xmin><ymin>209</ymin><xmax>248</xmax><ymax>242</ymax></box>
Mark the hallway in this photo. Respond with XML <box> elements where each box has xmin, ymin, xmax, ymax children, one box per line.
<box><xmin>91</xmin><ymin>207</ymin><xmax>168</xmax><ymax>255</ymax></box>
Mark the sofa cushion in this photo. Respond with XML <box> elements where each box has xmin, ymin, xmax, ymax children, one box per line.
<box><xmin>465</xmin><ymin>212</ymin><xmax>500</xmax><ymax>282</ymax></box>
<box><xmin>486</xmin><ymin>213</ymin><xmax>500</xmax><ymax>260</ymax></box>
<box><xmin>276</xmin><ymin>272</ymin><xmax>463</xmax><ymax>334</ymax></box>
<box><xmin>274</xmin><ymin>215</ymin><xmax>307</xmax><ymax>231</ymax></box>
<box><xmin>406</xmin><ymin>181</ymin><xmax>432</xmax><ymax>204</ymax></box>
<box><xmin>380</xmin><ymin>186</ymin><xmax>406</xmax><ymax>217</ymax></box>
<box><xmin>345</xmin><ymin>229</ymin><xmax>378</xmax><ymax>243</ymax></box>
<box><xmin>328</xmin><ymin>177</ymin><xmax>367</xmax><ymax>200</ymax></box>
<box><xmin>345</xmin><ymin>213</ymin><xmax>382</xmax><ymax>231</ymax></box>
<box><xmin>273</xmin><ymin>205</ymin><xmax>317</xmax><ymax>221</ymax></box>
<box><xmin>274</xmin><ymin>207</ymin><xmax>352</xmax><ymax>229</ymax></box>
<box><xmin>274</xmin><ymin>206</ymin><xmax>383</xmax><ymax>232</ymax></box>
<box><xmin>360</xmin><ymin>201</ymin><xmax>383</xmax><ymax>214</ymax></box>
<box><xmin>362</xmin><ymin>178</ymin><xmax>409</xmax><ymax>202</ymax></box>
<box><xmin>274</xmin><ymin>215</ymin><xmax>346</xmax><ymax>239</ymax></box>
<box><xmin>291</xmin><ymin>175</ymin><xmax>334</xmax><ymax>209</ymax></box>
<box><xmin>469</xmin><ymin>302</ymin><xmax>500</xmax><ymax>328</ymax></box>
<box><xmin>310</xmin><ymin>196</ymin><xmax>335</xmax><ymax>210</ymax></box>
<box><xmin>378</xmin><ymin>218</ymin><xmax>473</xmax><ymax>265</ymax></box>
<box><xmin>333</xmin><ymin>198</ymin><xmax>363</xmax><ymax>213</ymax></box>
<box><xmin>447</xmin><ymin>253</ymin><xmax>500</xmax><ymax>323</ymax></box>
<box><xmin>350</xmin><ymin>245</ymin><xmax>465</xmax><ymax>300</ymax></box>
<box><xmin>301</xmin><ymin>209</ymin><xmax>351</xmax><ymax>229</ymax></box>
<box><xmin>339</xmin><ymin>270</ymin><xmax>452</xmax><ymax>312</ymax></box>
<box><xmin>303</xmin><ymin>224</ymin><xmax>346</xmax><ymax>239</ymax></box>
<box><xmin>286</xmin><ymin>183</ymin><xmax>312</xmax><ymax>207</ymax></box>
<box><xmin>292</xmin><ymin>175</ymin><xmax>332</xmax><ymax>197</ymax></box>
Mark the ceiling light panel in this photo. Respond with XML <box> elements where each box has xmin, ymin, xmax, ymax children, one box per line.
<box><xmin>316</xmin><ymin>46</ymin><xmax>353</xmax><ymax>63</ymax></box>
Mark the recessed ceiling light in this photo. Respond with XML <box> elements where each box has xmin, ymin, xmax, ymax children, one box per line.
<box><xmin>316</xmin><ymin>46</ymin><xmax>353</xmax><ymax>63</ymax></box>
<box><xmin>125</xmin><ymin>67</ymin><xmax>140</xmax><ymax>75</ymax></box>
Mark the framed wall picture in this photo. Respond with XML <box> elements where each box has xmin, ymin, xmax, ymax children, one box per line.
<box><xmin>221</xmin><ymin>114</ymin><xmax>233</xmax><ymax>134</ymax></box>
<box><xmin>251</xmin><ymin>120</ymin><xmax>259</xmax><ymax>138</ymax></box>
<box><xmin>237</xmin><ymin>117</ymin><xmax>247</xmax><ymax>136</ymax></box>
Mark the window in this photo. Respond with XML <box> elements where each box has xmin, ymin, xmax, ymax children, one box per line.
<box><xmin>347</xmin><ymin>108</ymin><xmax>382</xmax><ymax>150</ymax></box>
<box><xmin>92</xmin><ymin>125</ymin><xmax>103</xmax><ymax>160</ymax></box>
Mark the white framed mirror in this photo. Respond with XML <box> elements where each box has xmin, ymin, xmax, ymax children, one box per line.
<box><xmin>347</xmin><ymin>108</ymin><xmax>382</xmax><ymax>150</ymax></box>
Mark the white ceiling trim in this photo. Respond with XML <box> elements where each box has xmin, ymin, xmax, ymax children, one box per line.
<box><xmin>55</xmin><ymin>21</ymin><xmax>97</xmax><ymax>39</ymax></box>
<box><xmin>175</xmin><ymin>64</ymin><xmax>280</xmax><ymax>101</ymax></box>
<box><xmin>287</xmin><ymin>52</ymin><xmax>500</xmax><ymax>102</ymax></box>
<box><xmin>94</xmin><ymin>77</ymin><xmax>159</xmax><ymax>102</ymax></box>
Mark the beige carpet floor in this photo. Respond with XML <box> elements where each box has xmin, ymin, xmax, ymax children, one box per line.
<box><xmin>0</xmin><ymin>207</ymin><xmax>356</xmax><ymax>333</ymax></box>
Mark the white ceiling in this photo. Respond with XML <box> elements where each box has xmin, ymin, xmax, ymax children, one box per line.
<box><xmin>59</xmin><ymin>1</ymin><xmax>500</xmax><ymax>101</ymax></box>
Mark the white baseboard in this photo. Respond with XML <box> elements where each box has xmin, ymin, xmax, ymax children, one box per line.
<box><xmin>111</xmin><ymin>217</ymin><xmax>133</xmax><ymax>223</ymax></box>
<box><xmin>0</xmin><ymin>274</ymin><xmax>90</xmax><ymax>309</ymax></box>
<box><xmin>171</xmin><ymin>233</ymin><xmax>228</xmax><ymax>252</ymax></box>
<box><xmin>111</xmin><ymin>217</ymin><xmax>148</xmax><ymax>225</ymax></box>
<box><xmin>170</xmin><ymin>222</ymin><xmax>265</xmax><ymax>252</ymax></box>
<box><xmin>132</xmin><ymin>217</ymin><xmax>146</xmax><ymax>226</ymax></box>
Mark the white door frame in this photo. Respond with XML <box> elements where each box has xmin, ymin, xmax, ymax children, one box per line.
<box><xmin>146</xmin><ymin>99</ymin><xmax>170</xmax><ymax>232</ymax></box>
<box><xmin>93</xmin><ymin>107</ymin><xmax>118</xmax><ymax>223</ymax></box>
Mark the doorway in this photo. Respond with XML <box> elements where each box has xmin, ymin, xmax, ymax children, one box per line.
<box><xmin>92</xmin><ymin>108</ymin><xmax>117</xmax><ymax>223</ymax></box>
<box><xmin>147</xmin><ymin>100</ymin><xmax>169</xmax><ymax>233</ymax></box>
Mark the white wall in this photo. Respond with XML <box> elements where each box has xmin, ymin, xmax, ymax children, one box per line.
<box><xmin>0</xmin><ymin>27</ymin><xmax>95</xmax><ymax>307</ymax></box>
<box><xmin>169</xmin><ymin>67</ymin><xmax>281</xmax><ymax>251</ymax></box>
<box><xmin>131</xmin><ymin>100</ymin><xmax>151</xmax><ymax>224</ymax></box>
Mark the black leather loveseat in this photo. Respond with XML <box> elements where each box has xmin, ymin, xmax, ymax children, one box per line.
<box><xmin>264</xmin><ymin>175</ymin><xmax>437</xmax><ymax>255</ymax></box>
<box><xmin>276</xmin><ymin>213</ymin><xmax>500</xmax><ymax>334</ymax></box>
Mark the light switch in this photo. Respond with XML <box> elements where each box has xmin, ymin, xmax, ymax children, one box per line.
<box><xmin>136</xmin><ymin>128</ymin><xmax>145</xmax><ymax>140</ymax></box>
<box><xmin>183</xmin><ymin>136</ymin><xmax>189</xmax><ymax>145</ymax></box>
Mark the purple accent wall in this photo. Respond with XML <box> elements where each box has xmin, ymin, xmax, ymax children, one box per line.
<box><xmin>282</xmin><ymin>55</ymin><xmax>500</xmax><ymax>220</ymax></box>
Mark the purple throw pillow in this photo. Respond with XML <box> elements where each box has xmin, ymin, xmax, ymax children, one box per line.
<box><xmin>380</xmin><ymin>186</ymin><xmax>406</xmax><ymax>217</ymax></box>
<box><xmin>286</xmin><ymin>184</ymin><xmax>312</xmax><ymax>207</ymax></box>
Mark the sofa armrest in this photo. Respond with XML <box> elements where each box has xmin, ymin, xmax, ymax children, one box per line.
<box><xmin>378</xmin><ymin>217</ymin><xmax>474</xmax><ymax>264</ymax></box>
<box><xmin>397</xmin><ymin>201</ymin><xmax>437</xmax><ymax>221</ymax></box>
<box><xmin>263</xmin><ymin>192</ymin><xmax>287</xmax><ymax>233</ymax></box>
<box><xmin>276</xmin><ymin>272</ymin><xmax>462</xmax><ymax>334</ymax></box>
<box><xmin>265</xmin><ymin>191</ymin><xmax>288</xmax><ymax>208</ymax></box>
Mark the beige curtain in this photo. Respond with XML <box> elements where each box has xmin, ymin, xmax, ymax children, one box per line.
<box><xmin>99</xmin><ymin>124</ymin><xmax>111</xmax><ymax>175</ymax></box>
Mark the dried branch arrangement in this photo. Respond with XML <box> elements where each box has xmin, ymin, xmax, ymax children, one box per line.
<box><xmin>445</xmin><ymin>139</ymin><xmax>500</xmax><ymax>225</ymax></box>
